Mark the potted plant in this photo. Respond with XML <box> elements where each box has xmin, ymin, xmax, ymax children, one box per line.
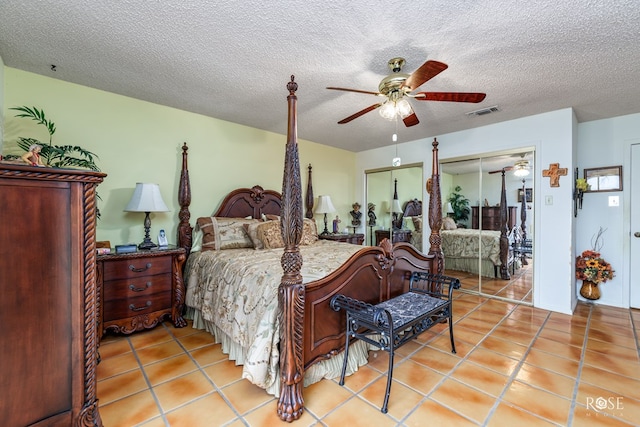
<box><xmin>448</xmin><ymin>185</ymin><xmax>470</xmax><ymax>225</ymax></box>
<box><xmin>576</xmin><ymin>227</ymin><xmax>615</xmax><ymax>300</ymax></box>
<box><xmin>6</xmin><ymin>106</ymin><xmax>100</xmax><ymax>171</ymax></box>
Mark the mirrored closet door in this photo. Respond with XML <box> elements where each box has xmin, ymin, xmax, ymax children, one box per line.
<box><xmin>365</xmin><ymin>163</ymin><xmax>423</xmax><ymax>249</ymax></box>
<box><xmin>440</xmin><ymin>150</ymin><xmax>534</xmax><ymax>304</ymax></box>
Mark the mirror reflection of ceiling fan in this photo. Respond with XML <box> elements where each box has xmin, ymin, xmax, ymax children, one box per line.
<box><xmin>489</xmin><ymin>154</ymin><xmax>531</xmax><ymax>177</ymax></box>
<box><xmin>327</xmin><ymin>57</ymin><xmax>487</xmax><ymax>127</ymax></box>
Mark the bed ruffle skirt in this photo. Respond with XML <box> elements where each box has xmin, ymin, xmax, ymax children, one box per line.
<box><xmin>185</xmin><ymin>307</ymin><xmax>371</xmax><ymax>397</ymax></box>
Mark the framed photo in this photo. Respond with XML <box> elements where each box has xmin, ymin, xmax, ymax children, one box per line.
<box><xmin>517</xmin><ymin>188</ymin><xmax>533</xmax><ymax>203</ymax></box>
<box><xmin>584</xmin><ymin>166</ymin><xmax>622</xmax><ymax>192</ymax></box>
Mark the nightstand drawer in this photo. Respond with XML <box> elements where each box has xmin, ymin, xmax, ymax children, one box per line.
<box><xmin>103</xmin><ymin>275</ymin><xmax>172</xmax><ymax>301</ymax></box>
<box><xmin>103</xmin><ymin>256</ymin><xmax>172</xmax><ymax>280</ymax></box>
<box><xmin>103</xmin><ymin>290</ymin><xmax>172</xmax><ymax>322</ymax></box>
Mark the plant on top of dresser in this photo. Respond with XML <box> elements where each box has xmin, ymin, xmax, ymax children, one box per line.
<box><xmin>7</xmin><ymin>106</ymin><xmax>100</xmax><ymax>171</ymax></box>
<box><xmin>447</xmin><ymin>185</ymin><xmax>470</xmax><ymax>225</ymax></box>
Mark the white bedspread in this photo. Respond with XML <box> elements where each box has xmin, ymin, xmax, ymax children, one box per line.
<box><xmin>184</xmin><ymin>240</ymin><xmax>362</xmax><ymax>391</ymax></box>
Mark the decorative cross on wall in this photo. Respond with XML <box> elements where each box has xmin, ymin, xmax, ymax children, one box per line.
<box><xmin>542</xmin><ymin>163</ymin><xmax>568</xmax><ymax>187</ymax></box>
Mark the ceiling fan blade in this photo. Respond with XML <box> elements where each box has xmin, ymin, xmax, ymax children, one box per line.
<box><xmin>414</xmin><ymin>92</ymin><xmax>487</xmax><ymax>103</ymax></box>
<box><xmin>402</xmin><ymin>60</ymin><xmax>448</xmax><ymax>91</ymax></box>
<box><xmin>403</xmin><ymin>112</ymin><xmax>419</xmax><ymax>127</ymax></box>
<box><xmin>488</xmin><ymin>166</ymin><xmax>514</xmax><ymax>174</ymax></box>
<box><xmin>326</xmin><ymin>87</ymin><xmax>381</xmax><ymax>96</ymax></box>
<box><xmin>337</xmin><ymin>103</ymin><xmax>382</xmax><ymax>124</ymax></box>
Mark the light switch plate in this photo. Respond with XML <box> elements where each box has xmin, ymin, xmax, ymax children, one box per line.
<box><xmin>609</xmin><ymin>195</ymin><xmax>619</xmax><ymax>207</ymax></box>
<box><xmin>545</xmin><ymin>195</ymin><xmax>553</xmax><ymax>205</ymax></box>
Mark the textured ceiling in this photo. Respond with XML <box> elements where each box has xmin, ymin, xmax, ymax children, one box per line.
<box><xmin>1</xmin><ymin>1</ymin><xmax>639</xmax><ymax>152</ymax></box>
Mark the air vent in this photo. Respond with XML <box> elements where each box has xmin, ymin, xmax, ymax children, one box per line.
<box><xmin>466</xmin><ymin>105</ymin><xmax>500</xmax><ymax>117</ymax></box>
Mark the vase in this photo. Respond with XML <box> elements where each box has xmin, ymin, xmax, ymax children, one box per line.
<box><xmin>580</xmin><ymin>280</ymin><xmax>600</xmax><ymax>300</ymax></box>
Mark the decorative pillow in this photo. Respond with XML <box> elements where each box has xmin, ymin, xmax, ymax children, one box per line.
<box><xmin>196</xmin><ymin>217</ymin><xmax>259</xmax><ymax>251</ymax></box>
<box><xmin>256</xmin><ymin>220</ymin><xmax>284</xmax><ymax>249</ymax></box>
<box><xmin>442</xmin><ymin>216</ymin><xmax>457</xmax><ymax>230</ymax></box>
<box><xmin>191</xmin><ymin>227</ymin><xmax>203</xmax><ymax>252</ymax></box>
<box><xmin>403</xmin><ymin>216</ymin><xmax>415</xmax><ymax>231</ymax></box>
<box><xmin>243</xmin><ymin>221</ymin><xmax>265</xmax><ymax>250</ymax></box>
<box><xmin>412</xmin><ymin>215</ymin><xmax>423</xmax><ymax>232</ymax></box>
<box><xmin>300</xmin><ymin>218</ymin><xmax>318</xmax><ymax>245</ymax></box>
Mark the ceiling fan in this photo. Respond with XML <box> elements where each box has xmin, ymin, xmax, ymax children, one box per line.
<box><xmin>327</xmin><ymin>57</ymin><xmax>486</xmax><ymax>127</ymax></box>
<box><xmin>488</xmin><ymin>154</ymin><xmax>531</xmax><ymax>177</ymax></box>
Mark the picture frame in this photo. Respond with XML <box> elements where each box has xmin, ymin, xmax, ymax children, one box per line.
<box><xmin>584</xmin><ymin>166</ymin><xmax>622</xmax><ymax>192</ymax></box>
<box><xmin>517</xmin><ymin>187</ymin><xmax>533</xmax><ymax>203</ymax></box>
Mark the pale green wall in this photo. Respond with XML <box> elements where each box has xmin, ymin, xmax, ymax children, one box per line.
<box><xmin>3</xmin><ymin>68</ymin><xmax>357</xmax><ymax>246</ymax></box>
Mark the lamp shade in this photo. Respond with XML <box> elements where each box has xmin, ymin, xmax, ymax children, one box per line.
<box><xmin>446</xmin><ymin>202</ymin><xmax>454</xmax><ymax>214</ymax></box>
<box><xmin>124</xmin><ymin>183</ymin><xmax>169</xmax><ymax>212</ymax></box>
<box><xmin>391</xmin><ymin>198</ymin><xmax>403</xmax><ymax>214</ymax></box>
<box><xmin>315</xmin><ymin>195</ymin><xmax>336</xmax><ymax>214</ymax></box>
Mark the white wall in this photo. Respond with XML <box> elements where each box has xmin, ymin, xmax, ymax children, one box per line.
<box><xmin>357</xmin><ymin>109</ymin><xmax>576</xmax><ymax>314</ymax></box>
<box><xmin>577</xmin><ymin>112</ymin><xmax>640</xmax><ymax>308</ymax></box>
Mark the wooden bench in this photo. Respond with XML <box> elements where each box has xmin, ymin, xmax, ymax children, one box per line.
<box><xmin>330</xmin><ymin>272</ymin><xmax>460</xmax><ymax>413</ymax></box>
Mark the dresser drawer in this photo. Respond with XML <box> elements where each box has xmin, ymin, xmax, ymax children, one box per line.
<box><xmin>102</xmin><ymin>256</ymin><xmax>172</xmax><ymax>280</ymax></box>
<box><xmin>103</xmin><ymin>290</ymin><xmax>172</xmax><ymax>322</ymax></box>
<box><xmin>103</xmin><ymin>275</ymin><xmax>172</xmax><ymax>301</ymax></box>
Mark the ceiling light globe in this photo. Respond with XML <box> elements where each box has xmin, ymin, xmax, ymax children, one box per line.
<box><xmin>396</xmin><ymin>99</ymin><xmax>412</xmax><ymax>118</ymax></box>
<box><xmin>379</xmin><ymin>102</ymin><xmax>396</xmax><ymax>120</ymax></box>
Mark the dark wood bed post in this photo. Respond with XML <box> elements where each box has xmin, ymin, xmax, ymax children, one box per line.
<box><xmin>178</xmin><ymin>142</ymin><xmax>192</xmax><ymax>254</ymax></box>
<box><xmin>305</xmin><ymin>164</ymin><xmax>314</xmax><ymax>219</ymax></box>
<box><xmin>498</xmin><ymin>170</ymin><xmax>511</xmax><ymax>280</ymax></box>
<box><xmin>520</xmin><ymin>179</ymin><xmax>528</xmax><ymax>266</ymax></box>
<box><xmin>277</xmin><ymin>75</ymin><xmax>305</xmax><ymax>422</ymax></box>
<box><xmin>427</xmin><ymin>138</ymin><xmax>445</xmax><ymax>274</ymax></box>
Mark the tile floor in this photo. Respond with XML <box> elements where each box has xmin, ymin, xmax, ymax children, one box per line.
<box><xmin>98</xmin><ymin>294</ymin><xmax>640</xmax><ymax>426</ymax></box>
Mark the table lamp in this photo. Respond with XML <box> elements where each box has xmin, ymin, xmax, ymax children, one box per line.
<box><xmin>124</xmin><ymin>183</ymin><xmax>169</xmax><ymax>250</ymax></box>
<box><xmin>315</xmin><ymin>195</ymin><xmax>336</xmax><ymax>235</ymax></box>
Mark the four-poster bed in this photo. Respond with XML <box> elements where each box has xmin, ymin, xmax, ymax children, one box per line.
<box><xmin>176</xmin><ymin>77</ymin><xmax>446</xmax><ymax>421</ymax></box>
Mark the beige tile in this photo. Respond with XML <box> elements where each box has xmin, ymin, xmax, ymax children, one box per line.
<box><xmin>586</xmin><ymin>339</ymin><xmax>639</xmax><ymax>362</ymax></box>
<box><xmin>502</xmin><ymin>381</ymin><xmax>571</xmax><ymax>425</ymax></box>
<box><xmin>341</xmin><ymin>365</ymin><xmax>383</xmax><ymax>393</ymax></box>
<box><xmin>466</xmin><ymin>347</ymin><xmax>520</xmax><ymax>376</ymax></box>
<box><xmin>454</xmin><ymin>325</ymin><xmax>487</xmax><ymax>346</ymax></box>
<box><xmin>490</xmin><ymin>325</ymin><xmax>536</xmax><ymax>346</ymax></box>
<box><xmin>404</xmin><ymin>398</ymin><xmax>477</xmax><ymax>426</ymax></box>
<box><xmin>98</xmin><ymin>338</ymin><xmax>132</xmax><ymax>359</ymax></box>
<box><xmin>581</xmin><ymin>365</ymin><xmax>640</xmax><ymax>401</ymax></box>
<box><xmin>99</xmin><ymin>390</ymin><xmax>160</xmax><ymax>426</ymax></box>
<box><xmin>129</xmin><ymin>326</ymin><xmax>174</xmax><ymax>349</ymax></box>
<box><xmin>487</xmin><ymin>402</ymin><xmax>557</xmax><ymax>426</ymax></box>
<box><xmin>588</xmin><ymin>328</ymin><xmax>638</xmax><ymax>349</ymax></box>
<box><xmin>165</xmin><ymin>320</ymin><xmax>199</xmax><ymax>338</ymax></box>
<box><xmin>410</xmin><ymin>346</ymin><xmax>461</xmax><ymax>374</ymax></box>
<box><xmin>429</xmin><ymin>378</ymin><xmax>496</xmax><ymax>423</ymax></box>
<box><xmin>302</xmin><ymin>377</ymin><xmax>354</xmax><ymax>418</ymax></box>
<box><xmin>97</xmin><ymin>368</ymin><xmax>148</xmax><ymax>405</ymax></box>
<box><xmin>575</xmin><ymin>382</ymin><xmax>640</xmax><ymax>426</ymax></box>
<box><xmin>389</xmin><ymin>360</ymin><xmax>444</xmax><ymax>395</ymax></box>
<box><xmin>321</xmin><ymin>395</ymin><xmax>396</xmax><ymax>427</ymax></box>
<box><xmin>572</xmin><ymin>404</ymin><xmax>637</xmax><ymax>426</ymax></box>
<box><xmin>190</xmin><ymin>343</ymin><xmax>230</xmax><ymax>367</ymax></box>
<box><xmin>243</xmin><ymin>400</ymin><xmax>318</xmax><ymax>426</ymax></box>
<box><xmin>153</xmin><ymin>371</ymin><xmax>216</xmax><ymax>412</ymax></box>
<box><xmin>136</xmin><ymin>339</ymin><xmax>185</xmax><ymax>365</ymax></box>
<box><xmin>582</xmin><ymin>349</ymin><xmax>640</xmax><ymax>380</ymax></box>
<box><xmin>538</xmin><ymin>326</ymin><xmax>586</xmax><ymax>348</ymax></box>
<box><xmin>357</xmin><ymin>376</ymin><xmax>423</xmax><ymax>420</ymax></box>
<box><xmin>450</xmin><ymin>361</ymin><xmax>509</xmax><ymax>397</ymax></box>
<box><xmin>96</xmin><ymin>351</ymin><xmax>140</xmax><ymax>380</ymax></box>
<box><xmin>524</xmin><ymin>348</ymin><xmax>580</xmax><ymax>378</ymax></box>
<box><xmin>428</xmin><ymin>333</ymin><xmax>475</xmax><ymax>357</ymax></box>
<box><xmin>178</xmin><ymin>330</ymin><xmax>218</xmax><ymax>351</ymax></box>
<box><xmin>144</xmin><ymin>353</ymin><xmax>198</xmax><ymax>386</ymax></box>
<box><xmin>220</xmin><ymin>378</ymin><xmax>276</xmax><ymax>416</ymax></box>
<box><xmin>165</xmin><ymin>393</ymin><xmax>239</xmax><ymax>427</ymax></box>
<box><xmin>137</xmin><ymin>416</ymin><xmax>167</xmax><ymax>427</ymax></box>
<box><xmin>515</xmin><ymin>363</ymin><xmax>576</xmax><ymax>398</ymax></box>
<box><xmin>202</xmin><ymin>359</ymin><xmax>244</xmax><ymax>388</ymax></box>
<box><xmin>479</xmin><ymin>335</ymin><xmax>528</xmax><ymax>359</ymax></box>
<box><xmin>531</xmin><ymin>336</ymin><xmax>583</xmax><ymax>361</ymax></box>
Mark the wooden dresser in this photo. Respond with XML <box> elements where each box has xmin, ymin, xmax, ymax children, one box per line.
<box><xmin>0</xmin><ymin>164</ymin><xmax>105</xmax><ymax>426</ymax></box>
<box><xmin>97</xmin><ymin>247</ymin><xmax>187</xmax><ymax>335</ymax></box>
<box><xmin>375</xmin><ymin>229</ymin><xmax>412</xmax><ymax>245</ymax></box>
<box><xmin>471</xmin><ymin>206</ymin><xmax>517</xmax><ymax>231</ymax></box>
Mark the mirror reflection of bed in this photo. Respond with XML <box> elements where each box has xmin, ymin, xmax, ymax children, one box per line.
<box><xmin>439</xmin><ymin>151</ymin><xmax>534</xmax><ymax>304</ymax></box>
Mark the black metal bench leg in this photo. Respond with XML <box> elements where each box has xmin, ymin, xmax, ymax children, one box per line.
<box><xmin>448</xmin><ymin>310</ymin><xmax>457</xmax><ymax>354</ymax></box>
<box><xmin>338</xmin><ymin>315</ymin><xmax>352</xmax><ymax>386</ymax></box>
<box><xmin>382</xmin><ymin>348</ymin><xmax>394</xmax><ymax>414</ymax></box>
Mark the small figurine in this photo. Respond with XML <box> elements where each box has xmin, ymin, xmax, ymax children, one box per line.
<box><xmin>332</xmin><ymin>215</ymin><xmax>341</xmax><ymax>233</ymax></box>
<box><xmin>21</xmin><ymin>144</ymin><xmax>45</xmax><ymax>167</ymax></box>
<box><xmin>367</xmin><ymin>203</ymin><xmax>377</xmax><ymax>226</ymax></box>
<box><xmin>158</xmin><ymin>229</ymin><xmax>168</xmax><ymax>247</ymax></box>
<box><xmin>350</xmin><ymin>202</ymin><xmax>362</xmax><ymax>227</ymax></box>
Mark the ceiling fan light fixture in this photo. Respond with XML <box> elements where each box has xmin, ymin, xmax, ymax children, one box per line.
<box><xmin>379</xmin><ymin>101</ymin><xmax>397</xmax><ymax>120</ymax></box>
<box><xmin>513</xmin><ymin>160</ymin><xmax>530</xmax><ymax>177</ymax></box>
<box><xmin>396</xmin><ymin>98</ymin><xmax>412</xmax><ymax>118</ymax></box>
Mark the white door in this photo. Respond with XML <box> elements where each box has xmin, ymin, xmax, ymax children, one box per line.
<box><xmin>630</xmin><ymin>144</ymin><xmax>640</xmax><ymax>308</ymax></box>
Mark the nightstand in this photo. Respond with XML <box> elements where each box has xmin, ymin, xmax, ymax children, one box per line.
<box><xmin>97</xmin><ymin>246</ymin><xmax>187</xmax><ymax>335</ymax></box>
<box><xmin>374</xmin><ymin>229</ymin><xmax>412</xmax><ymax>246</ymax></box>
<box><xmin>318</xmin><ymin>233</ymin><xmax>365</xmax><ymax>245</ymax></box>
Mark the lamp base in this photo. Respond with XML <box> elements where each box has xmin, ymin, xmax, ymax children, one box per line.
<box><xmin>138</xmin><ymin>238</ymin><xmax>157</xmax><ymax>250</ymax></box>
